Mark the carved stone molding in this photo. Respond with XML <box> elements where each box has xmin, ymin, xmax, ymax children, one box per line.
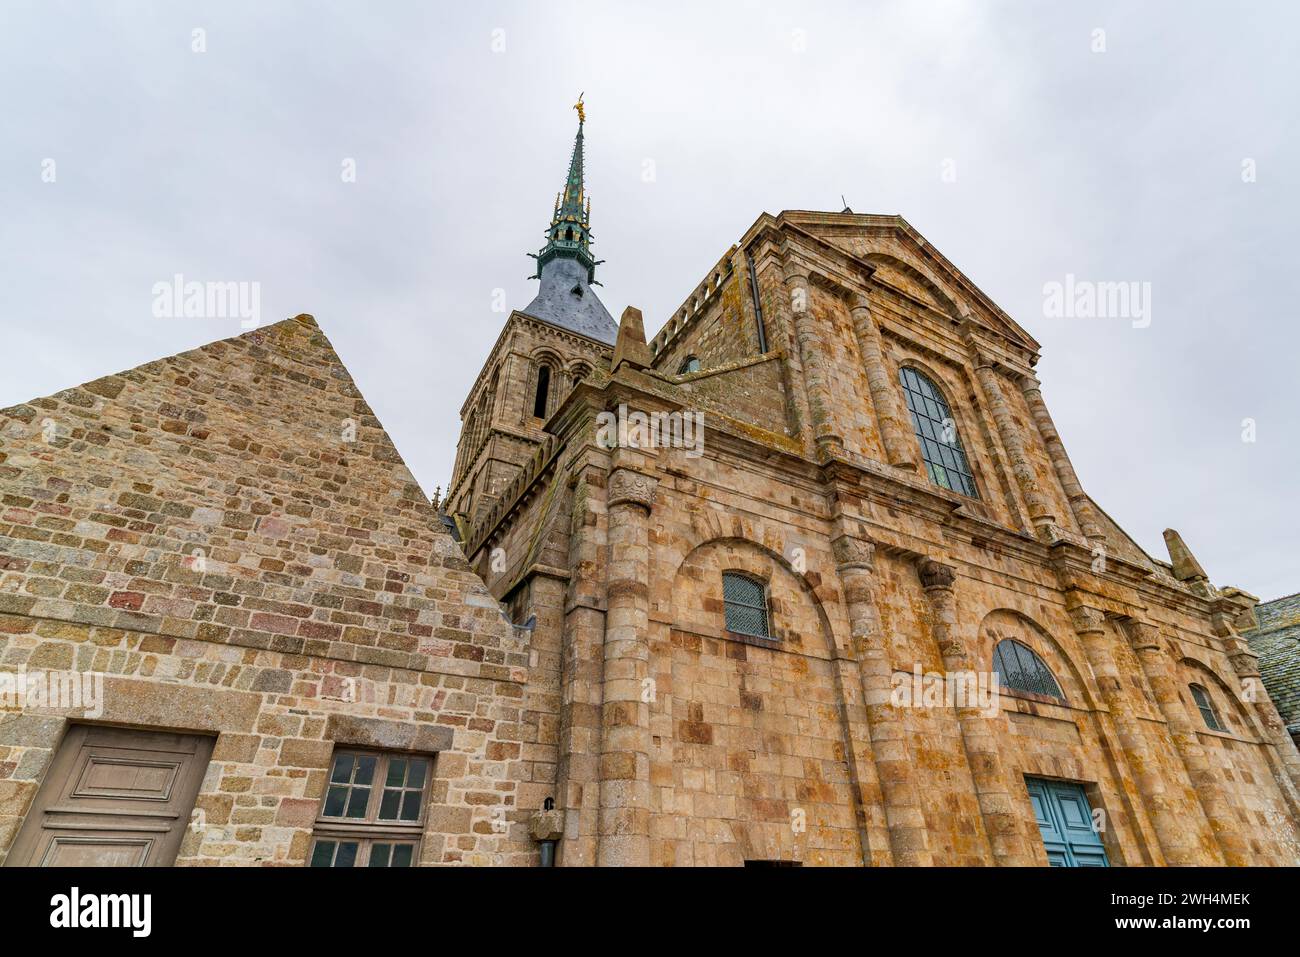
<box><xmin>831</xmin><ymin>533</ymin><xmax>875</xmax><ymax>572</ymax></box>
<box><xmin>917</xmin><ymin>559</ymin><xmax>956</xmax><ymax>591</ymax></box>
<box><xmin>607</xmin><ymin>468</ymin><xmax>657</xmax><ymax>511</ymax></box>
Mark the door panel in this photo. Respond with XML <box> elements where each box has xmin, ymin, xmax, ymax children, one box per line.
<box><xmin>6</xmin><ymin>726</ymin><xmax>213</xmax><ymax>867</ymax></box>
<box><xmin>1025</xmin><ymin>777</ymin><xmax>1109</xmax><ymax>867</ymax></box>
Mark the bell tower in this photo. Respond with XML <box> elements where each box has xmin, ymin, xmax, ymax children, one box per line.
<box><xmin>444</xmin><ymin>97</ymin><xmax>617</xmax><ymax>532</ymax></box>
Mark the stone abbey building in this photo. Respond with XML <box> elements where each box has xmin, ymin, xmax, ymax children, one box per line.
<box><xmin>2</xmin><ymin>106</ymin><xmax>1298</xmax><ymax>867</ymax></box>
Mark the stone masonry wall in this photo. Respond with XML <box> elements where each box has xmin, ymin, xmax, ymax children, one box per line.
<box><xmin>0</xmin><ymin>315</ymin><xmax>543</xmax><ymax>865</ymax></box>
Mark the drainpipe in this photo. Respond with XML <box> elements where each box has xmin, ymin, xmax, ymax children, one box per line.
<box><xmin>745</xmin><ymin>246</ymin><xmax>769</xmax><ymax>354</ymax></box>
<box><xmin>529</xmin><ymin>797</ymin><xmax>564</xmax><ymax>867</ymax></box>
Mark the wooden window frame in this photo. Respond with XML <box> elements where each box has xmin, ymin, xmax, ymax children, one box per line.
<box><xmin>308</xmin><ymin>749</ymin><xmax>433</xmax><ymax>868</ymax></box>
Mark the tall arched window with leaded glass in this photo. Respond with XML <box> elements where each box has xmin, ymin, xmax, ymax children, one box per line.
<box><xmin>898</xmin><ymin>367</ymin><xmax>979</xmax><ymax>498</ymax></box>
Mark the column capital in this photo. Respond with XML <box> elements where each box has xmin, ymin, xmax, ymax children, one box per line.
<box><xmin>1125</xmin><ymin>619</ymin><xmax>1163</xmax><ymax>652</ymax></box>
<box><xmin>607</xmin><ymin>467</ymin><xmax>657</xmax><ymax>512</ymax></box>
<box><xmin>1068</xmin><ymin>604</ymin><xmax>1107</xmax><ymax>635</ymax></box>
<box><xmin>831</xmin><ymin>533</ymin><xmax>875</xmax><ymax>572</ymax></box>
<box><xmin>918</xmin><ymin>558</ymin><xmax>956</xmax><ymax>591</ymax></box>
<box><xmin>849</xmin><ymin>291</ymin><xmax>871</xmax><ymax>314</ymax></box>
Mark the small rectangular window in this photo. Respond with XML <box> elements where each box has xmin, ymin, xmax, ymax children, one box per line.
<box><xmin>309</xmin><ymin>750</ymin><xmax>432</xmax><ymax>867</ymax></box>
<box><xmin>723</xmin><ymin>572</ymin><xmax>770</xmax><ymax>638</ymax></box>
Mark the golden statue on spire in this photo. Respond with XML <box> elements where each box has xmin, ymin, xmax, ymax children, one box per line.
<box><xmin>573</xmin><ymin>92</ymin><xmax>585</xmax><ymax>124</ymax></box>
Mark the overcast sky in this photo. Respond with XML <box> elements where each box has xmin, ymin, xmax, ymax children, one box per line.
<box><xmin>2</xmin><ymin>1</ymin><xmax>1296</xmax><ymax>601</ymax></box>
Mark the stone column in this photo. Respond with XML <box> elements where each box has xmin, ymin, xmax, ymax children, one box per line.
<box><xmin>596</xmin><ymin>466</ymin><xmax>657</xmax><ymax>866</ymax></box>
<box><xmin>848</xmin><ymin>293</ymin><xmax>917</xmax><ymax>472</ymax></box>
<box><xmin>1124</xmin><ymin>620</ymin><xmax>1244</xmax><ymax>865</ymax></box>
<box><xmin>973</xmin><ymin>359</ymin><xmax>1055</xmax><ymax>538</ymax></box>
<box><xmin>1069</xmin><ymin>604</ymin><xmax>1193</xmax><ymax>864</ymax></box>
<box><xmin>782</xmin><ymin>261</ymin><xmax>843</xmax><ymax>458</ymax></box>
<box><xmin>1019</xmin><ymin>376</ymin><xmax>1105</xmax><ymax>543</ymax></box>
<box><xmin>831</xmin><ymin>531</ymin><xmax>932</xmax><ymax>865</ymax></box>
<box><xmin>554</xmin><ymin>467</ymin><xmax>608</xmax><ymax>865</ymax></box>
<box><xmin>917</xmin><ymin>559</ymin><xmax>1033</xmax><ymax>866</ymax></box>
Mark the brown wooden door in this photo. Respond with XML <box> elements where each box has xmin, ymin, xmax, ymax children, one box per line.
<box><xmin>5</xmin><ymin>726</ymin><xmax>213</xmax><ymax>867</ymax></box>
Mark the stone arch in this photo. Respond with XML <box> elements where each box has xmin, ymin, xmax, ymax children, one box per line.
<box><xmin>674</xmin><ymin>507</ymin><xmax>848</xmax><ymax>649</ymax></box>
<box><xmin>672</xmin><ymin>535</ymin><xmax>840</xmax><ymax>660</ymax></box>
<box><xmin>1177</xmin><ymin>654</ymin><xmax>1265</xmax><ymax>741</ymax></box>
<box><xmin>975</xmin><ymin>608</ymin><xmax>1099</xmax><ymax>710</ymax></box>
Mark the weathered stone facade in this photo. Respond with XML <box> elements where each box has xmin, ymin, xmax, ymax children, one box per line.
<box><xmin>2</xmin><ymin>109</ymin><xmax>1297</xmax><ymax>865</ymax></box>
<box><xmin>450</xmin><ymin>208</ymin><xmax>1300</xmax><ymax>867</ymax></box>
<box><xmin>0</xmin><ymin>316</ymin><xmax>542</xmax><ymax>865</ymax></box>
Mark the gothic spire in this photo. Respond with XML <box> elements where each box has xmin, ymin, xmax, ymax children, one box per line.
<box><xmin>530</xmin><ymin>94</ymin><xmax>598</xmax><ymax>283</ymax></box>
<box><xmin>521</xmin><ymin>96</ymin><xmax>617</xmax><ymax>345</ymax></box>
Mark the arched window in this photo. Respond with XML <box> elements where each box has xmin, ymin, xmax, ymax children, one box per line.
<box><xmin>533</xmin><ymin>365</ymin><xmax>551</xmax><ymax>418</ymax></box>
<box><xmin>993</xmin><ymin>638</ymin><xmax>1063</xmax><ymax>699</ymax></box>
<box><xmin>898</xmin><ymin>367</ymin><xmax>979</xmax><ymax>499</ymax></box>
<box><xmin>1189</xmin><ymin>684</ymin><xmax>1225</xmax><ymax>731</ymax></box>
<box><xmin>571</xmin><ymin>364</ymin><xmax>591</xmax><ymax>386</ymax></box>
<box><xmin>722</xmin><ymin>572</ymin><xmax>769</xmax><ymax>638</ymax></box>
<box><xmin>678</xmin><ymin>356</ymin><xmax>701</xmax><ymax>375</ymax></box>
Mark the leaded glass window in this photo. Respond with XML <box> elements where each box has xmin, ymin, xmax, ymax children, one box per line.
<box><xmin>898</xmin><ymin>367</ymin><xmax>979</xmax><ymax>499</ymax></box>
<box><xmin>992</xmin><ymin>639</ymin><xmax>1064</xmax><ymax>699</ymax></box>
<box><xmin>723</xmin><ymin>572</ymin><xmax>769</xmax><ymax>638</ymax></box>
<box><xmin>1189</xmin><ymin>684</ymin><xmax>1226</xmax><ymax>732</ymax></box>
<box><xmin>678</xmin><ymin>356</ymin><xmax>701</xmax><ymax>374</ymax></box>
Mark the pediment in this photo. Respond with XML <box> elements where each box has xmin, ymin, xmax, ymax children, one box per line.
<box><xmin>779</xmin><ymin>210</ymin><xmax>1040</xmax><ymax>354</ymax></box>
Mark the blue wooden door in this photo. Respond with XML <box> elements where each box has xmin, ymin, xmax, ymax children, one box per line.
<box><xmin>1025</xmin><ymin>778</ymin><xmax>1109</xmax><ymax>867</ymax></box>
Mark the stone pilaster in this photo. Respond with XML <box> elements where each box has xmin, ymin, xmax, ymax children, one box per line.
<box><xmin>973</xmin><ymin>359</ymin><xmax>1055</xmax><ymax>538</ymax></box>
<box><xmin>782</xmin><ymin>260</ymin><xmax>843</xmax><ymax>459</ymax></box>
<box><xmin>1069</xmin><ymin>604</ymin><xmax>1190</xmax><ymax>864</ymax></box>
<box><xmin>1123</xmin><ymin>620</ymin><xmax>1244</xmax><ymax>865</ymax></box>
<box><xmin>1020</xmin><ymin>375</ymin><xmax>1105</xmax><ymax>543</ymax></box>
<box><xmin>596</xmin><ymin>465</ymin><xmax>657</xmax><ymax>866</ymax></box>
<box><xmin>917</xmin><ymin>559</ymin><xmax>1032</xmax><ymax>866</ymax></box>
<box><xmin>848</xmin><ymin>293</ymin><xmax>917</xmax><ymax>472</ymax></box>
<box><xmin>830</xmin><ymin>531</ymin><xmax>931</xmax><ymax>865</ymax></box>
<box><xmin>554</xmin><ymin>467</ymin><xmax>608</xmax><ymax>865</ymax></box>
